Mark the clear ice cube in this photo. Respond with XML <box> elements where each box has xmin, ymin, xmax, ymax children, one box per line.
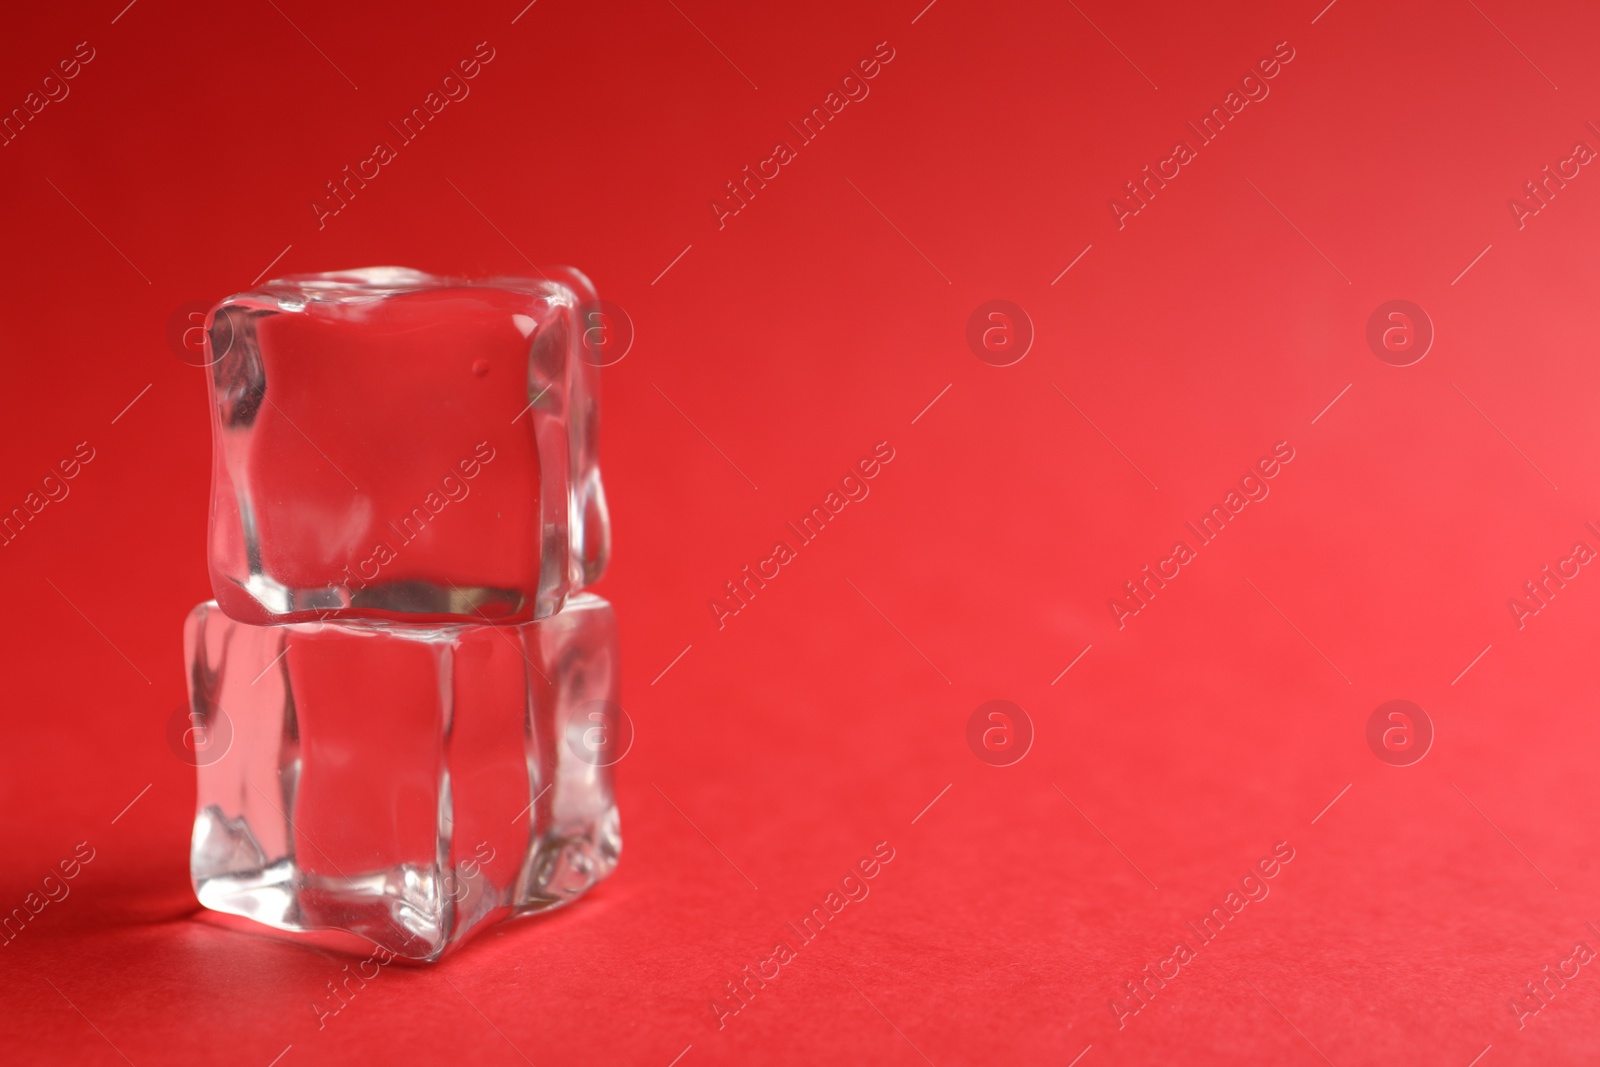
<box><xmin>184</xmin><ymin>593</ymin><xmax>621</xmax><ymax>960</ymax></box>
<box><xmin>203</xmin><ymin>266</ymin><xmax>610</xmax><ymax>625</ymax></box>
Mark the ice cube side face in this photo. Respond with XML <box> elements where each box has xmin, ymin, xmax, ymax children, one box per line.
<box><xmin>204</xmin><ymin>267</ymin><xmax>610</xmax><ymax>625</ymax></box>
<box><xmin>185</xmin><ymin>594</ymin><xmax>621</xmax><ymax>961</ymax></box>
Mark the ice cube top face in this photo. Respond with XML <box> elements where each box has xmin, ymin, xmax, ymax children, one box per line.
<box><xmin>205</xmin><ymin>267</ymin><xmax>609</xmax><ymax>626</ymax></box>
<box><xmin>185</xmin><ymin>594</ymin><xmax>622</xmax><ymax>961</ymax></box>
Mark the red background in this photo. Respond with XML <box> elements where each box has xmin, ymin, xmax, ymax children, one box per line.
<box><xmin>4</xmin><ymin>0</ymin><xmax>1600</xmax><ymax>1063</ymax></box>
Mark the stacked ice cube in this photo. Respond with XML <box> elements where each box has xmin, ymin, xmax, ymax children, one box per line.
<box><xmin>183</xmin><ymin>267</ymin><xmax>621</xmax><ymax>961</ymax></box>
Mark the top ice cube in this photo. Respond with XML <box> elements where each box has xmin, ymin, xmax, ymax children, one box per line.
<box><xmin>203</xmin><ymin>267</ymin><xmax>609</xmax><ymax>625</ymax></box>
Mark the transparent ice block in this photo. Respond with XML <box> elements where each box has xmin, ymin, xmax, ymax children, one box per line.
<box><xmin>203</xmin><ymin>266</ymin><xmax>610</xmax><ymax>625</ymax></box>
<box><xmin>184</xmin><ymin>593</ymin><xmax>621</xmax><ymax>960</ymax></box>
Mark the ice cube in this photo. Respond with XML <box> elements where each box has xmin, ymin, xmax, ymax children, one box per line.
<box><xmin>184</xmin><ymin>593</ymin><xmax>621</xmax><ymax>960</ymax></box>
<box><xmin>203</xmin><ymin>266</ymin><xmax>610</xmax><ymax>625</ymax></box>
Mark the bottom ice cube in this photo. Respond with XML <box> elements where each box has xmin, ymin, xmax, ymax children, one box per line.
<box><xmin>182</xmin><ymin>594</ymin><xmax>621</xmax><ymax>960</ymax></box>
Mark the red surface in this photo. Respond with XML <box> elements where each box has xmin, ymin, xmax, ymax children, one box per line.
<box><xmin>3</xmin><ymin>0</ymin><xmax>1600</xmax><ymax>1063</ymax></box>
